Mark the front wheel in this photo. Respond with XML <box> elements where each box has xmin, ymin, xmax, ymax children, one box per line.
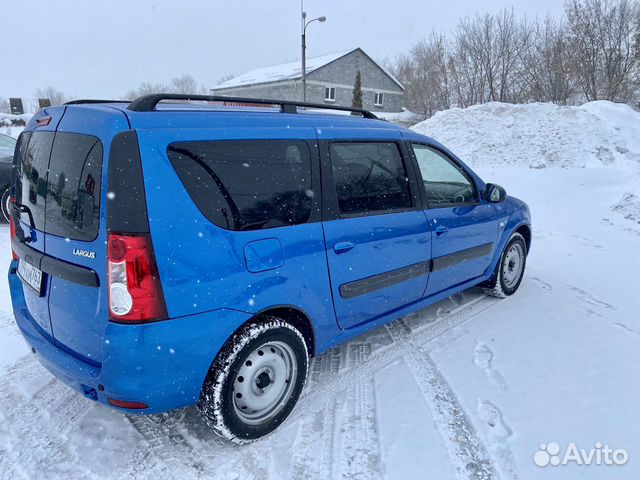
<box><xmin>0</xmin><ymin>186</ymin><xmax>10</xmax><ymax>224</ymax></box>
<box><xmin>483</xmin><ymin>232</ymin><xmax>527</xmax><ymax>298</ymax></box>
<box><xmin>198</xmin><ymin>317</ymin><xmax>309</xmax><ymax>443</ymax></box>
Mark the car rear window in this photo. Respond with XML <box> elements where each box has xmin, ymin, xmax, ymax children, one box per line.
<box><xmin>15</xmin><ymin>131</ymin><xmax>54</xmax><ymax>232</ymax></box>
<box><xmin>167</xmin><ymin>140</ymin><xmax>312</xmax><ymax>231</ymax></box>
<box><xmin>14</xmin><ymin>131</ymin><xmax>103</xmax><ymax>241</ymax></box>
<box><xmin>45</xmin><ymin>133</ymin><xmax>103</xmax><ymax>240</ymax></box>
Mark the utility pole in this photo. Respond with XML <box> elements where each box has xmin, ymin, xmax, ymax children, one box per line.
<box><xmin>300</xmin><ymin>1</ymin><xmax>326</xmax><ymax>103</ymax></box>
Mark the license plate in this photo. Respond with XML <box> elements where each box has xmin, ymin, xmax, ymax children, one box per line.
<box><xmin>18</xmin><ymin>259</ymin><xmax>44</xmax><ymax>296</ymax></box>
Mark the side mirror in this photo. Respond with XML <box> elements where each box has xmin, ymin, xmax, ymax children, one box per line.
<box><xmin>484</xmin><ymin>183</ymin><xmax>506</xmax><ymax>203</ymax></box>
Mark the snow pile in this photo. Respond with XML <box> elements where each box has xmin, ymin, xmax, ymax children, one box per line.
<box><xmin>612</xmin><ymin>192</ymin><xmax>640</xmax><ymax>225</ymax></box>
<box><xmin>0</xmin><ymin>112</ymin><xmax>33</xmax><ymax>125</ymax></box>
<box><xmin>0</xmin><ymin>112</ymin><xmax>32</xmax><ymax>138</ymax></box>
<box><xmin>378</xmin><ymin>108</ymin><xmax>421</xmax><ymax>125</ymax></box>
<box><xmin>412</xmin><ymin>101</ymin><xmax>640</xmax><ymax>170</ymax></box>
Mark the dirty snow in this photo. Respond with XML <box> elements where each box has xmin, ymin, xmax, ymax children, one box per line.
<box><xmin>1</xmin><ymin>101</ymin><xmax>639</xmax><ymax>479</ymax></box>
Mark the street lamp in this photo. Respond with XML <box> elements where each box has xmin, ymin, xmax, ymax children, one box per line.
<box><xmin>301</xmin><ymin>9</ymin><xmax>326</xmax><ymax>102</ymax></box>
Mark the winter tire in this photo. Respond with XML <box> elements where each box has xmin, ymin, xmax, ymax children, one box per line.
<box><xmin>197</xmin><ymin>317</ymin><xmax>309</xmax><ymax>443</ymax></box>
<box><xmin>483</xmin><ymin>232</ymin><xmax>527</xmax><ymax>298</ymax></box>
<box><xmin>1</xmin><ymin>186</ymin><xmax>10</xmax><ymax>224</ymax></box>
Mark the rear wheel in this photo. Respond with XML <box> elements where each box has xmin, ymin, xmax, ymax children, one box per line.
<box><xmin>483</xmin><ymin>232</ymin><xmax>527</xmax><ymax>298</ymax></box>
<box><xmin>198</xmin><ymin>317</ymin><xmax>308</xmax><ymax>443</ymax></box>
<box><xmin>0</xmin><ymin>186</ymin><xmax>10</xmax><ymax>224</ymax></box>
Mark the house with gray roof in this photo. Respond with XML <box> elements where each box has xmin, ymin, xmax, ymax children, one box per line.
<box><xmin>211</xmin><ymin>48</ymin><xmax>404</xmax><ymax>113</ymax></box>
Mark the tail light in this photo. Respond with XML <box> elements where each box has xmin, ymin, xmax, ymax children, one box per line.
<box><xmin>9</xmin><ymin>197</ymin><xmax>17</xmax><ymax>261</ymax></box>
<box><xmin>107</xmin><ymin>232</ymin><xmax>168</xmax><ymax>323</ymax></box>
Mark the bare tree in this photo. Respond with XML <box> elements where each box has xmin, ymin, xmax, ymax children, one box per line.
<box><xmin>385</xmin><ymin>1</ymin><xmax>640</xmax><ymax>117</ymax></box>
<box><xmin>216</xmin><ymin>73</ymin><xmax>236</xmax><ymax>86</ymax></box>
<box><xmin>566</xmin><ymin>0</ymin><xmax>638</xmax><ymax>101</ymax></box>
<box><xmin>393</xmin><ymin>33</ymin><xmax>452</xmax><ymax>117</ymax></box>
<box><xmin>35</xmin><ymin>87</ymin><xmax>68</xmax><ymax>105</ymax></box>
<box><xmin>125</xmin><ymin>82</ymin><xmax>167</xmax><ymax>99</ymax></box>
<box><xmin>519</xmin><ymin>16</ymin><xmax>575</xmax><ymax>104</ymax></box>
<box><xmin>169</xmin><ymin>74</ymin><xmax>206</xmax><ymax>94</ymax></box>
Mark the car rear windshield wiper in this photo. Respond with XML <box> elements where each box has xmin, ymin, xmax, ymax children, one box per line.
<box><xmin>12</xmin><ymin>201</ymin><xmax>37</xmax><ymax>243</ymax></box>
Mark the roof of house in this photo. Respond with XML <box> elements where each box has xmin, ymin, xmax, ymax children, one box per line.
<box><xmin>212</xmin><ymin>48</ymin><xmax>404</xmax><ymax>91</ymax></box>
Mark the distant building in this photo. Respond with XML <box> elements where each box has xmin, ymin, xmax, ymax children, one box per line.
<box><xmin>211</xmin><ymin>48</ymin><xmax>404</xmax><ymax>113</ymax></box>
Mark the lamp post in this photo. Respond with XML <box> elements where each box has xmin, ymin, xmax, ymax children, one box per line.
<box><xmin>301</xmin><ymin>5</ymin><xmax>326</xmax><ymax>102</ymax></box>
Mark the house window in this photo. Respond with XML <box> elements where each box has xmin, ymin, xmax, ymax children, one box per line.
<box><xmin>374</xmin><ymin>92</ymin><xmax>384</xmax><ymax>107</ymax></box>
<box><xmin>324</xmin><ymin>87</ymin><xmax>336</xmax><ymax>103</ymax></box>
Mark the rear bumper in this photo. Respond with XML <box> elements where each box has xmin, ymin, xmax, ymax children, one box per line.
<box><xmin>8</xmin><ymin>260</ymin><xmax>252</xmax><ymax>414</ymax></box>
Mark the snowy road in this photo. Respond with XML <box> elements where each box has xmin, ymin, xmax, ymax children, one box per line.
<box><xmin>1</xmin><ymin>102</ymin><xmax>639</xmax><ymax>479</ymax></box>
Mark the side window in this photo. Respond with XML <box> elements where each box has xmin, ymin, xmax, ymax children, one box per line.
<box><xmin>412</xmin><ymin>144</ymin><xmax>478</xmax><ymax>207</ymax></box>
<box><xmin>330</xmin><ymin>142</ymin><xmax>413</xmax><ymax>216</ymax></box>
<box><xmin>167</xmin><ymin>140</ymin><xmax>312</xmax><ymax>231</ymax></box>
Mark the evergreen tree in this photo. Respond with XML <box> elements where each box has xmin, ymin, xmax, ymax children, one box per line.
<box><xmin>352</xmin><ymin>70</ymin><xmax>363</xmax><ymax>110</ymax></box>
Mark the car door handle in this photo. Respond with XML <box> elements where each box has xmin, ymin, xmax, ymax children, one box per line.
<box><xmin>435</xmin><ymin>225</ymin><xmax>449</xmax><ymax>236</ymax></box>
<box><xmin>333</xmin><ymin>241</ymin><xmax>354</xmax><ymax>254</ymax></box>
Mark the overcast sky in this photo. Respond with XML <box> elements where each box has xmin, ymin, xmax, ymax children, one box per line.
<box><xmin>3</xmin><ymin>0</ymin><xmax>565</xmax><ymax>99</ymax></box>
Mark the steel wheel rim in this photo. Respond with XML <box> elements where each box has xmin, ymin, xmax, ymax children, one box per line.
<box><xmin>502</xmin><ymin>243</ymin><xmax>524</xmax><ymax>289</ymax></box>
<box><xmin>232</xmin><ymin>340</ymin><xmax>298</xmax><ymax>425</ymax></box>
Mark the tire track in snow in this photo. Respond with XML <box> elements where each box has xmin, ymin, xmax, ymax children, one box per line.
<box><xmin>291</xmin><ymin>295</ymin><xmax>499</xmax><ymax>423</ymax></box>
<box><xmin>288</xmin><ymin>347</ymin><xmax>341</xmax><ymax>480</ymax></box>
<box><xmin>385</xmin><ymin>319</ymin><xmax>497</xmax><ymax>480</ymax></box>
<box><xmin>0</xmin><ymin>293</ymin><xmax>500</xmax><ymax>479</ymax></box>
<box><xmin>126</xmin><ymin>413</ymin><xmax>201</xmax><ymax>480</ymax></box>
<box><xmin>339</xmin><ymin>342</ymin><xmax>382</xmax><ymax>480</ymax></box>
<box><xmin>0</xmin><ymin>356</ymin><xmax>94</xmax><ymax>479</ymax></box>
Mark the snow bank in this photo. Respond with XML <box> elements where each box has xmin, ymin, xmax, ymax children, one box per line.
<box><xmin>412</xmin><ymin>101</ymin><xmax>640</xmax><ymax>170</ymax></box>
<box><xmin>378</xmin><ymin>108</ymin><xmax>420</xmax><ymax>125</ymax></box>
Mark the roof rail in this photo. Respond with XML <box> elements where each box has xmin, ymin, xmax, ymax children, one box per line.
<box><xmin>126</xmin><ymin>93</ymin><xmax>379</xmax><ymax>119</ymax></box>
<box><xmin>65</xmin><ymin>99</ymin><xmax>130</xmax><ymax>105</ymax></box>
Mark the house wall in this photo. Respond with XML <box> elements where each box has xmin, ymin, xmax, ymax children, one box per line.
<box><xmin>211</xmin><ymin>49</ymin><xmax>405</xmax><ymax>112</ymax></box>
<box><xmin>211</xmin><ymin>83</ymin><xmax>301</xmax><ymax>103</ymax></box>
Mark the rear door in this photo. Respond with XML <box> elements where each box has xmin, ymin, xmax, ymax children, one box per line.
<box><xmin>13</xmin><ymin>107</ymin><xmax>128</xmax><ymax>364</ymax></box>
<box><xmin>319</xmin><ymin>128</ymin><xmax>431</xmax><ymax>330</ymax></box>
<box><xmin>43</xmin><ymin>107</ymin><xmax>129</xmax><ymax>365</ymax></box>
<box><xmin>44</xmin><ymin>130</ymin><xmax>106</xmax><ymax>364</ymax></box>
<box><xmin>408</xmin><ymin>142</ymin><xmax>499</xmax><ymax>296</ymax></box>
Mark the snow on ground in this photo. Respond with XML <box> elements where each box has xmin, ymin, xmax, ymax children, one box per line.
<box><xmin>0</xmin><ymin>101</ymin><xmax>639</xmax><ymax>479</ymax></box>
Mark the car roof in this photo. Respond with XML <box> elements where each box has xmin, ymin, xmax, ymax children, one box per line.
<box><xmin>93</xmin><ymin>102</ymin><xmax>406</xmax><ymax>132</ymax></box>
<box><xmin>35</xmin><ymin>101</ymin><xmax>435</xmax><ymax>144</ymax></box>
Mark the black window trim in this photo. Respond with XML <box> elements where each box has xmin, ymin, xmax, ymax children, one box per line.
<box><xmin>166</xmin><ymin>138</ymin><xmax>322</xmax><ymax>231</ymax></box>
<box><xmin>408</xmin><ymin>142</ymin><xmax>481</xmax><ymax>210</ymax></box>
<box><xmin>320</xmin><ymin>139</ymin><xmax>421</xmax><ymax>221</ymax></box>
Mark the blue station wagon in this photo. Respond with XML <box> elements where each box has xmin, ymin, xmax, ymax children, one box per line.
<box><xmin>8</xmin><ymin>94</ymin><xmax>531</xmax><ymax>442</ymax></box>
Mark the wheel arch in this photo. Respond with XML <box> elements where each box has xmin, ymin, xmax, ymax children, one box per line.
<box><xmin>515</xmin><ymin>223</ymin><xmax>531</xmax><ymax>254</ymax></box>
<box><xmin>253</xmin><ymin>305</ymin><xmax>316</xmax><ymax>357</ymax></box>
